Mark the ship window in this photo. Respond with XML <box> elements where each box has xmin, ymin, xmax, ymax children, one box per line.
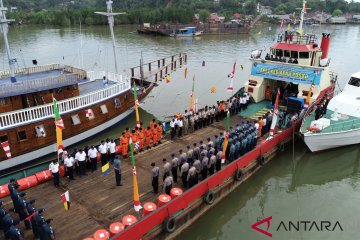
<box><xmin>71</xmin><ymin>114</ymin><xmax>81</xmax><ymax>125</ymax></box>
<box><xmin>0</xmin><ymin>98</ymin><xmax>7</xmax><ymax>105</ymax></box>
<box><xmin>35</xmin><ymin>125</ymin><xmax>46</xmax><ymax>137</ymax></box>
<box><xmin>291</xmin><ymin>51</ymin><xmax>298</xmax><ymax>58</ymax></box>
<box><xmin>284</xmin><ymin>50</ymin><xmax>290</xmax><ymax>57</ymax></box>
<box><xmin>348</xmin><ymin>77</ymin><xmax>360</xmax><ymax>87</ymax></box>
<box><xmin>17</xmin><ymin>130</ymin><xmax>27</xmax><ymax>141</ymax></box>
<box><xmin>275</xmin><ymin>49</ymin><xmax>283</xmax><ymax>57</ymax></box>
<box><xmin>299</xmin><ymin>52</ymin><xmax>310</xmax><ymax>59</ymax></box>
<box><xmin>114</xmin><ymin>98</ymin><xmax>121</xmax><ymax>108</ymax></box>
<box><xmin>0</xmin><ymin>135</ymin><xmax>8</xmax><ymax>142</ymax></box>
<box><xmin>100</xmin><ymin>104</ymin><xmax>108</xmax><ymax>114</ymax></box>
<box><xmin>57</xmin><ymin>88</ymin><xmax>63</xmax><ymax>94</ymax></box>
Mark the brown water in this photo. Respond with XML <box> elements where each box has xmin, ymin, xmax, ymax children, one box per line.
<box><xmin>1</xmin><ymin>23</ymin><xmax>360</xmax><ymax>239</ymax></box>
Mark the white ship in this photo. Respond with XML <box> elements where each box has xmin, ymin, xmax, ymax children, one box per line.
<box><xmin>300</xmin><ymin>72</ymin><xmax>360</xmax><ymax>152</ymax></box>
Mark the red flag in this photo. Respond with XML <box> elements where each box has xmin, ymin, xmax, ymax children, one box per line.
<box><xmin>1</xmin><ymin>141</ymin><xmax>11</xmax><ymax>159</ymax></box>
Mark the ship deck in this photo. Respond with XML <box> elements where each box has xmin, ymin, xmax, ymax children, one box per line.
<box><xmin>78</xmin><ymin>79</ymin><xmax>118</xmax><ymax>95</ymax></box>
<box><xmin>1</xmin><ymin>69</ymin><xmax>67</xmax><ymax>84</ymax></box>
<box><xmin>301</xmin><ymin>109</ymin><xmax>360</xmax><ymax>135</ymax></box>
<box><xmin>0</xmin><ymin>113</ymin><xmax>259</xmax><ymax>240</ymax></box>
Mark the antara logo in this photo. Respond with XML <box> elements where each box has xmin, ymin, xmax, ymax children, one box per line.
<box><xmin>251</xmin><ymin>217</ymin><xmax>343</xmax><ymax>238</ymax></box>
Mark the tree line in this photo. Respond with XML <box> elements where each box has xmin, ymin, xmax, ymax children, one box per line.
<box><xmin>5</xmin><ymin>0</ymin><xmax>360</xmax><ymax>26</ymax></box>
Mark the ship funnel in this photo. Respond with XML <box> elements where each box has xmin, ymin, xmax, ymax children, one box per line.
<box><xmin>320</xmin><ymin>33</ymin><xmax>331</xmax><ymax>59</ymax></box>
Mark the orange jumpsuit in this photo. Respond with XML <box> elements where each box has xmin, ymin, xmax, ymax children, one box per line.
<box><xmin>125</xmin><ymin>130</ymin><xmax>131</xmax><ymax>142</ymax></box>
<box><xmin>157</xmin><ymin>125</ymin><xmax>163</xmax><ymax>142</ymax></box>
<box><xmin>258</xmin><ymin>119</ymin><xmax>264</xmax><ymax>138</ymax></box>
<box><xmin>152</xmin><ymin>128</ymin><xmax>158</xmax><ymax>145</ymax></box>
<box><xmin>150</xmin><ymin>121</ymin><xmax>155</xmax><ymax>130</ymax></box>
<box><xmin>120</xmin><ymin>136</ymin><xmax>128</xmax><ymax>156</ymax></box>
<box><xmin>145</xmin><ymin>129</ymin><xmax>152</xmax><ymax>147</ymax></box>
<box><xmin>138</xmin><ymin>131</ymin><xmax>145</xmax><ymax>150</ymax></box>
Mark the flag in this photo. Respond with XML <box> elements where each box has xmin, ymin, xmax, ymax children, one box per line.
<box><xmin>25</xmin><ymin>212</ymin><xmax>36</xmax><ymax>222</ymax></box>
<box><xmin>85</xmin><ymin>109</ymin><xmax>94</xmax><ymax>119</ymax></box>
<box><xmin>166</xmin><ymin>74</ymin><xmax>171</xmax><ymax>83</ymax></box>
<box><xmin>303</xmin><ymin>1</ymin><xmax>307</xmax><ymax>14</ymax></box>
<box><xmin>53</xmin><ymin>98</ymin><xmax>64</xmax><ymax>154</ymax></box>
<box><xmin>227</xmin><ymin>61</ymin><xmax>236</xmax><ymax>92</ymax></box>
<box><xmin>133</xmin><ymin>84</ymin><xmax>141</xmax><ymax>128</ymax></box>
<box><xmin>210</xmin><ymin>86</ymin><xmax>216</xmax><ymax>93</ymax></box>
<box><xmin>287</xmin><ymin>23</ymin><xmax>291</xmax><ymax>30</ymax></box>
<box><xmin>305</xmin><ymin>74</ymin><xmax>317</xmax><ymax>107</ymax></box>
<box><xmin>195</xmin><ymin>98</ymin><xmax>198</xmax><ymax>113</ymax></box>
<box><xmin>190</xmin><ymin>75</ymin><xmax>195</xmax><ymax>112</ymax></box>
<box><xmin>293</xmin><ymin>12</ymin><xmax>296</xmax><ymax>24</ymax></box>
<box><xmin>102</xmin><ymin>163</ymin><xmax>110</xmax><ymax>176</ymax></box>
<box><xmin>269</xmin><ymin>88</ymin><xmax>280</xmax><ymax>137</ymax></box>
<box><xmin>60</xmin><ymin>191</ymin><xmax>70</xmax><ymax>211</ymax></box>
<box><xmin>134</xmin><ymin>141</ymin><xmax>140</xmax><ymax>150</ymax></box>
<box><xmin>129</xmin><ymin>138</ymin><xmax>142</xmax><ymax>212</ymax></box>
<box><xmin>221</xmin><ymin>111</ymin><xmax>230</xmax><ymax>163</ymax></box>
<box><xmin>1</xmin><ymin>141</ymin><xmax>11</xmax><ymax>159</ymax></box>
<box><xmin>184</xmin><ymin>67</ymin><xmax>187</xmax><ymax>79</ymax></box>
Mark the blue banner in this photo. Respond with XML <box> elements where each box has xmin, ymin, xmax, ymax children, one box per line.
<box><xmin>250</xmin><ymin>62</ymin><xmax>322</xmax><ymax>85</ymax></box>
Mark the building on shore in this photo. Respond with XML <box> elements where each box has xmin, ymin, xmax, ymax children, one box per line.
<box><xmin>327</xmin><ymin>16</ymin><xmax>347</xmax><ymax>24</ymax></box>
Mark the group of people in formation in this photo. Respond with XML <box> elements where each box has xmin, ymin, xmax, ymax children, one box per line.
<box><xmin>1</xmin><ymin>178</ymin><xmax>55</xmax><ymax>240</ymax></box>
<box><xmin>314</xmin><ymin>94</ymin><xmax>331</xmax><ymax>120</ymax></box>
<box><xmin>151</xmin><ymin>119</ymin><xmax>260</xmax><ymax>195</ymax></box>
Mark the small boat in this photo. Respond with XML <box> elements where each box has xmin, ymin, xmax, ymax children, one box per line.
<box><xmin>300</xmin><ymin>72</ymin><xmax>360</xmax><ymax>152</ymax></box>
<box><xmin>170</xmin><ymin>27</ymin><xmax>203</xmax><ymax>37</ymax></box>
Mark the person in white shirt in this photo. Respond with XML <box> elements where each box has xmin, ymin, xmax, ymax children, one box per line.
<box><xmin>64</xmin><ymin>155</ymin><xmax>75</xmax><ymax>180</ymax></box>
<box><xmin>88</xmin><ymin>145</ymin><xmax>98</xmax><ymax>171</ymax></box>
<box><xmin>75</xmin><ymin>149</ymin><xmax>87</xmax><ymax>177</ymax></box>
<box><xmin>98</xmin><ymin>140</ymin><xmax>108</xmax><ymax>166</ymax></box>
<box><xmin>109</xmin><ymin>139</ymin><xmax>116</xmax><ymax>163</ymax></box>
<box><xmin>177</xmin><ymin>118</ymin><xmax>184</xmax><ymax>137</ymax></box>
<box><xmin>245</xmin><ymin>92</ymin><xmax>250</xmax><ymax>109</ymax></box>
<box><xmin>170</xmin><ymin>118</ymin><xmax>176</xmax><ymax>139</ymax></box>
<box><xmin>49</xmin><ymin>161</ymin><xmax>60</xmax><ymax>187</ymax></box>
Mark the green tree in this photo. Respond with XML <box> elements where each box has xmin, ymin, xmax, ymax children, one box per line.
<box><xmin>198</xmin><ymin>9</ymin><xmax>210</xmax><ymax>22</ymax></box>
<box><xmin>332</xmin><ymin>8</ymin><xmax>343</xmax><ymax>17</ymax></box>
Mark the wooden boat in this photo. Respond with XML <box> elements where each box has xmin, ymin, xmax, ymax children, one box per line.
<box><xmin>0</xmin><ymin>1</ymin><xmax>154</xmax><ymax>171</ymax></box>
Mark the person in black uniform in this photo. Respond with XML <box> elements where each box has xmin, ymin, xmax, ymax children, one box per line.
<box><xmin>7</xmin><ymin>178</ymin><xmax>19</xmax><ymax>212</ymax></box>
<box><xmin>26</xmin><ymin>199</ymin><xmax>39</xmax><ymax>239</ymax></box>
<box><xmin>41</xmin><ymin>219</ymin><xmax>55</xmax><ymax>240</ymax></box>
<box><xmin>0</xmin><ymin>200</ymin><xmax>7</xmax><ymax>229</ymax></box>
<box><xmin>17</xmin><ymin>192</ymin><xmax>31</xmax><ymax>229</ymax></box>
<box><xmin>6</xmin><ymin>224</ymin><xmax>24</xmax><ymax>240</ymax></box>
<box><xmin>34</xmin><ymin>208</ymin><xmax>46</xmax><ymax>239</ymax></box>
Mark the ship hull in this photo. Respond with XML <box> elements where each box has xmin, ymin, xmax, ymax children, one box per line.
<box><xmin>0</xmin><ymin>83</ymin><xmax>154</xmax><ymax>172</ymax></box>
<box><xmin>303</xmin><ymin>128</ymin><xmax>360</xmax><ymax>152</ymax></box>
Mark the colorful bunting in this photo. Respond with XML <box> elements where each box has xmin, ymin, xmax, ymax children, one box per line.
<box><xmin>1</xmin><ymin>141</ymin><xmax>11</xmax><ymax>159</ymax></box>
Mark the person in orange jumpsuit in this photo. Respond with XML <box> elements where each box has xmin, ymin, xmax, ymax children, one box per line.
<box><xmin>125</xmin><ymin>127</ymin><xmax>132</xmax><ymax>142</ymax></box>
<box><xmin>258</xmin><ymin>117</ymin><xmax>263</xmax><ymax>138</ymax></box>
<box><xmin>157</xmin><ymin>122</ymin><xmax>163</xmax><ymax>144</ymax></box>
<box><xmin>145</xmin><ymin>126</ymin><xmax>152</xmax><ymax>149</ymax></box>
<box><xmin>120</xmin><ymin>132</ymin><xmax>128</xmax><ymax>157</ymax></box>
<box><xmin>150</xmin><ymin>119</ymin><xmax>156</xmax><ymax>130</ymax></box>
<box><xmin>220</xmin><ymin>101</ymin><xmax>225</xmax><ymax>119</ymax></box>
<box><xmin>152</xmin><ymin>124</ymin><xmax>158</xmax><ymax>146</ymax></box>
<box><xmin>131</xmin><ymin>130</ymin><xmax>139</xmax><ymax>153</ymax></box>
<box><xmin>138</xmin><ymin>128</ymin><xmax>145</xmax><ymax>151</ymax></box>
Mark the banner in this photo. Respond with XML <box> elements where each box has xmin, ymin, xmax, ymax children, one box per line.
<box><xmin>251</xmin><ymin>62</ymin><xmax>322</xmax><ymax>85</ymax></box>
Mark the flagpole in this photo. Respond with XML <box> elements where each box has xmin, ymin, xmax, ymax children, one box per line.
<box><xmin>133</xmin><ymin>84</ymin><xmax>141</xmax><ymax>128</ymax></box>
<box><xmin>129</xmin><ymin>139</ymin><xmax>142</xmax><ymax>212</ymax></box>
<box><xmin>221</xmin><ymin>111</ymin><xmax>230</xmax><ymax>163</ymax></box>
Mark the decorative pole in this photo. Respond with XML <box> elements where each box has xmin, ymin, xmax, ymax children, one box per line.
<box><xmin>0</xmin><ymin>0</ymin><xmax>17</xmax><ymax>82</ymax></box>
<box><xmin>95</xmin><ymin>0</ymin><xmax>126</xmax><ymax>74</ymax></box>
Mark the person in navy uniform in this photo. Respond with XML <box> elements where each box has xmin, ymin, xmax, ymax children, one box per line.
<box><xmin>6</xmin><ymin>223</ymin><xmax>24</xmax><ymax>240</ymax></box>
<box><xmin>25</xmin><ymin>199</ymin><xmax>39</xmax><ymax>239</ymax></box>
<box><xmin>34</xmin><ymin>208</ymin><xmax>46</xmax><ymax>239</ymax></box>
<box><xmin>41</xmin><ymin>219</ymin><xmax>55</xmax><ymax>240</ymax></box>
<box><xmin>7</xmin><ymin>178</ymin><xmax>19</xmax><ymax>212</ymax></box>
<box><xmin>17</xmin><ymin>192</ymin><xmax>31</xmax><ymax>229</ymax></box>
<box><xmin>0</xmin><ymin>200</ymin><xmax>8</xmax><ymax>230</ymax></box>
<box><xmin>113</xmin><ymin>155</ymin><xmax>122</xmax><ymax>186</ymax></box>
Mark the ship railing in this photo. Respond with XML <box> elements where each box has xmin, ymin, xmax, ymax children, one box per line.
<box><xmin>0</xmin><ymin>74</ymin><xmax>80</xmax><ymax>97</ymax></box>
<box><xmin>86</xmin><ymin>71</ymin><xmax>124</xmax><ymax>83</ymax></box>
<box><xmin>276</xmin><ymin>33</ymin><xmax>317</xmax><ymax>45</ymax></box>
<box><xmin>0</xmin><ymin>64</ymin><xmax>61</xmax><ymax>78</ymax></box>
<box><xmin>0</xmin><ymin>80</ymin><xmax>131</xmax><ymax>130</ymax></box>
<box><xmin>328</xmin><ymin>118</ymin><xmax>360</xmax><ymax>133</ymax></box>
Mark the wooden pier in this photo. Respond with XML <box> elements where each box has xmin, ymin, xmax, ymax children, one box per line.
<box><xmin>0</xmin><ymin>114</ymin><xmax>251</xmax><ymax>240</ymax></box>
<box><xmin>130</xmin><ymin>53</ymin><xmax>187</xmax><ymax>83</ymax></box>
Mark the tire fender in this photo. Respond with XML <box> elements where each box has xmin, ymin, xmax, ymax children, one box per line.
<box><xmin>204</xmin><ymin>190</ymin><xmax>215</xmax><ymax>205</ymax></box>
<box><xmin>257</xmin><ymin>155</ymin><xmax>265</xmax><ymax>166</ymax></box>
<box><xmin>234</xmin><ymin>169</ymin><xmax>243</xmax><ymax>181</ymax></box>
<box><xmin>278</xmin><ymin>142</ymin><xmax>285</xmax><ymax>152</ymax></box>
<box><xmin>163</xmin><ymin>216</ymin><xmax>176</xmax><ymax>233</ymax></box>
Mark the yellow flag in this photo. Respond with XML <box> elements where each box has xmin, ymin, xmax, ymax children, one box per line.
<box><xmin>210</xmin><ymin>86</ymin><xmax>216</xmax><ymax>93</ymax></box>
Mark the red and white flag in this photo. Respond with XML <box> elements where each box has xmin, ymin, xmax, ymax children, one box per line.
<box><xmin>227</xmin><ymin>61</ymin><xmax>236</xmax><ymax>92</ymax></box>
<box><xmin>85</xmin><ymin>109</ymin><xmax>94</xmax><ymax>118</ymax></box>
<box><xmin>1</xmin><ymin>141</ymin><xmax>11</xmax><ymax>159</ymax></box>
<box><xmin>269</xmin><ymin>88</ymin><xmax>280</xmax><ymax>137</ymax></box>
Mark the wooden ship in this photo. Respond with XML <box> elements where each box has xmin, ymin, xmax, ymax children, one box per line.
<box><xmin>0</xmin><ymin>1</ymin><xmax>157</xmax><ymax>171</ymax></box>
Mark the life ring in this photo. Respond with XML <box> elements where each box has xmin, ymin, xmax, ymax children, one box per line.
<box><xmin>234</xmin><ymin>169</ymin><xmax>243</xmax><ymax>181</ymax></box>
<box><xmin>204</xmin><ymin>191</ymin><xmax>215</xmax><ymax>205</ymax></box>
<box><xmin>163</xmin><ymin>216</ymin><xmax>176</xmax><ymax>233</ymax></box>
<box><xmin>278</xmin><ymin>142</ymin><xmax>285</xmax><ymax>152</ymax></box>
<box><xmin>257</xmin><ymin>155</ymin><xmax>265</xmax><ymax>166</ymax></box>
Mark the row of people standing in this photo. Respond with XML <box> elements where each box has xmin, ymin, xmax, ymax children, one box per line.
<box><xmin>2</xmin><ymin>178</ymin><xmax>55</xmax><ymax>240</ymax></box>
<box><xmin>315</xmin><ymin>94</ymin><xmax>331</xmax><ymax>120</ymax></box>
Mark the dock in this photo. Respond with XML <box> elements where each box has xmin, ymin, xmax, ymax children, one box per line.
<box><xmin>1</xmin><ymin>114</ymin><xmax>251</xmax><ymax>240</ymax></box>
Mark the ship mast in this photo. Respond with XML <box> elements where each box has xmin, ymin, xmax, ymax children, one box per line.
<box><xmin>296</xmin><ymin>0</ymin><xmax>310</xmax><ymax>36</ymax></box>
<box><xmin>95</xmin><ymin>1</ymin><xmax>125</xmax><ymax>74</ymax></box>
<box><xmin>0</xmin><ymin>0</ymin><xmax>17</xmax><ymax>82</ymax></box>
